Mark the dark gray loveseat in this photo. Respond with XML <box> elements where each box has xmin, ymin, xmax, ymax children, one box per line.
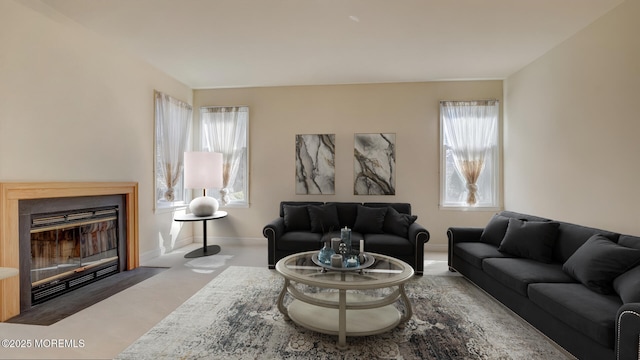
<box><xmin>263</xmin><ymin>201</ymin><xmax>430</xmax><ymax>274</ymax></box>
<box><xmin>448</xmin><ymin>211</ymin><xmax>640</xmax><ymax>360</ymax></box>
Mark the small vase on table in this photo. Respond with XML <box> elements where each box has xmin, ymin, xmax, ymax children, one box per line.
<box><xmin>318</xmin><ymin>240</ymin><xmax>335</xmax><ymax>265</ymax></box>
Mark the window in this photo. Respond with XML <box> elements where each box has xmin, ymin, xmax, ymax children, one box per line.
<box><xmin>440</xmin><ymin>100</ymin><xmax>499</xmax><ymax>208</ymax></box>
<box><xmin>200</xmin><ymin>106</ymin><xmax>249</xmax><ymax>207</ymax></box>
<box><xmin>154</xmin><ymin>91</ymin><xmax>192</xmax><ymax>210</ymax></box>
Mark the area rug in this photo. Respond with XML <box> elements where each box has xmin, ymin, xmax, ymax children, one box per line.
<box><xmin>116</xmin><ymin>266</ymin><xmax>571</xmax><ymax>360</ymax></box>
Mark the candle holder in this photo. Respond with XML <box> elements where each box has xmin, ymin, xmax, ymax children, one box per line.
<box><xmin>344</xmin><ymin>255</ymin><xmax>360</xmax><ymax>268</ymax></box>
<box><xmin>330</xmin><ymin>254</ymin><xmax>343</xmax><ymax>268</ymax></box>
<box><xmin>311</xmin><ymin>251</ymin><xmax>375</xmax><ymax>271</ymax></box>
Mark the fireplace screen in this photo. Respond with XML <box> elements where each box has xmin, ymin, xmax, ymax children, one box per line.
<box><xmin>30</xmin><ymin>207</ymin><xmax>120</xmax><ymax>303</ymax></box>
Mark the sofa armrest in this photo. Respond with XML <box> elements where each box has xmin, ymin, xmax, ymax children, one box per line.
<box><xmin>447</xmin><ymin>227</ymin><xmax>484</xmax><ymax>245</ymax></box>
<box><xmin>408</xmin><ymin>222</ymin><xmax>430</xmax><ymax>247</ymax></box>
<box><xmin>408</xmin><ymin>222</ymin><xmax>429</xmax><ymax>276</ymax></box>
<box><xmin>263</xmin><ymin>218</ymin><xmax>285</xmax><ymax>269</ymax></box>
<box><xmin>447</xmin><ymin>227</ymin><xmax>484</xmax><ymax>270</ymax></box>
<box><xmin>617</xmin><ymin>303</ymin><xmax>640</xmax><ymax>360</ymax></box>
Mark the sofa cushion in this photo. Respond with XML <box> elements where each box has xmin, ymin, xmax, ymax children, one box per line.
<box><xmin>282</xmin><ymin>205</ymin><xmax>311</xmax><ymax>231</ymax></box>
<box><xmin>618</xmin><ymin>234</ymin><xmax>640</xmax><ymax>249</ymax></box>
<box><xmin>483</xmin><ymin>258</ymin><xmax>575</xmax><ymax>296</ymax></box>
<box><xmin>615</xmin><ymin>235</ymin><xmax>640</xmax><ymax>302</ymax></box>
<box><xmin>480</xmin><ymin>214</ymin><xmax>510</xmax><ymax>246</ymax></box>
<box><xmin>383</xmin><ymin>206</ymin><xmax>417</xmax><ymax>237</ymax></box>
<box><xmin>353</xmin><ymin>205</ymin><xmax>387</xmax><ymax>234</ymax></box>
<box><xmin>553</xmin><ymin>222</ymin><xmax>620</xmax><ymax>263</ymax></box>
<box><xmin>279</xmin><ymin>201</ymin><xmax>323</xmax><ymax>217</ymax></box>
<box><xmin>528</xmin><ymin>283</ymin><xmax>622</xmax><ymax>348</ymax></box>
<box><xmin>454</xmin><ymin>242</ymin><xmax>512</xmax><ymax>269</ymax></box>
<box><xmin>364</xmin><ymin>233</ymin><xmax>413</xmax><ymax>256</ymax></box>
<box><xmin>364</xmin><ymin>202</ymin><xmax>411</xmax><ymax>215</ymax></box>
<box><xmin>308</xmin><ymin>204</ymin><xmax>340</xmax><ymax>233</ymax></box>
<box><xmin>614</xmin><ymin>265</ymin><xmax>640</xmax><ymax>303</ymax></box>
<box><xmin>563</xmin><ymin>234</ymin><xmax>640</xmax><ymax>295</ymax></box>
<box><xmin>498</xmin><ymin>218</ymin><xmax>559</xmax><ymax>263</ymax></box>
<box><xmin>277</xmin><ymin>231</ymin><xmax>322</xmax><ymax>251</ymax></box>
<box><xmin>498</xmin><ymin>211</ymin><xmax>549</xmax><ymax>222</ymax></box>
<box><xmin>327</xmin><ymin>202</ymin><xmax>360</xmax><ymax>229</ymax></box>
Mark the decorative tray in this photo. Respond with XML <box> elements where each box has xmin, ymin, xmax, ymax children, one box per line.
<box><xmin>311</xmin><ymin>252</ymin><xmax>375</xmax><ymax>271</ymax></box>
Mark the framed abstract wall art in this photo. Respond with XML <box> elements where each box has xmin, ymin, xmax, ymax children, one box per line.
<box><xmin>354</xmin><ymin>133</ymin><xmax>396</xmax><ymax>195</ymax></box>
<box><xmin>295</xmin><ymin>134</ymin><xmax>336</xmax><ymax>194</ymax></box>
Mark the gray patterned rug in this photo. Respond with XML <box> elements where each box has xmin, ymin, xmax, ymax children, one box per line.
<box><xmin>116</xmin><ymin>266</ymin><xmax>571</xmax><ymax>360</ymax></box>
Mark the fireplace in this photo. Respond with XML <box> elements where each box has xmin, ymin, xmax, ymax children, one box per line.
<box><xmin>0</xmin><ymin>182</ymin><xmax>139</xmax><ymax>321</ymax></box>
<box><xmin>22</xmin><ymin>197</ymin><xmax>126</xmax><ymax>307</ymax></box>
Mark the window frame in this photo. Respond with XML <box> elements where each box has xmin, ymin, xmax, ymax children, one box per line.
<box><xmin>154</xmin><ymin>91</ymin><xmax>192</xmax><ymax>212</ymax></box>
<box><xmin>199</xmin><ymin>106</ymin><xmax>250</xmax><ymax>208</ymax></box>
<box><xmin>439</xmin><ymin>100</ymin><xmax>501</xmax><ymax>210</ymax></box>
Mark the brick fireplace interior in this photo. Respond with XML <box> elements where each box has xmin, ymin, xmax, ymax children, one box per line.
<box><xmin>0</xmin><ymin>182</ymin><xmax>139</xmax><ymax>321</ymax></box>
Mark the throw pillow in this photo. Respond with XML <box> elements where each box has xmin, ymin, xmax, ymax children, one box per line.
<box><xmin>282</xmin><ymin>205</ymin><xmax>310</xmax><ymax>231</ymax></box>
<box><xmin>613</xmin><ymin>265</ymin><xmax>640</xmax><ymax>303</ymax></box>
<box><xmin>563</xmin><ymin>234</ymin><xmax>640</xmax><ymax>295</ymax></box>
<box><xmin>308</xmin><ymin>204</ymin><xmax>340</xmax><ymax>233</ymax></box>
<box><xmin>353</xmin><ymin>205</ymin><xmax>388</xmax><ymax>234</ymax></box>
<box><xmin>480</xmin><ymin>214</ymin><xmax>510</xmax><ymax>246</ymax></box>
<box><xmin>498</xmin><ymin>218</ymin><xmax>559</xmax><ymax>263</ymax></box>
<box><xmin>383</xmin><ymin>206</ymin><xmax>418</xmax><ymax>237</ymax></box>
<box><xmin>618</xmin><ymin>234</ymin><xmax>640</xmax><ymax>250</ymax></box>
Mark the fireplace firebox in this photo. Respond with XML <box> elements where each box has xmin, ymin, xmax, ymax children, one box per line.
<box><xmin>30</xmin><ymin>206</ymin><xmax>120</xmax><ymax>304</ymax></box>
<box><xmin>19</xmin><ymin>195</ymin><xmax>127</xmax><ymax>310</ymax></box>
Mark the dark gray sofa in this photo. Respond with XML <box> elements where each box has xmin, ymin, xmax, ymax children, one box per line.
<box><xmin>263</xmin><ymin>201</ymin><xmax>430</xmax><ymax>274</ymax></box>
<box><xmin>448</xmin><ymin>211</ymin><xmax>640</xmax><ymax>360</ymax></box>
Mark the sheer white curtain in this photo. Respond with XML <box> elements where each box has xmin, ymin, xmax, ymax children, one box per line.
<box><xmin>441</xmin><ymin>100</ymin><xmax>498</xmax><ymax>205</ymax></box>
<box><xmin>155</xmin><ymin>91</ymin><xmax>192</xmax><ymax>202</ymax></box>
<box><xmin>200</xmin><ymin>106</ymin><xmax>248</xmax><ymax>205</ymax></box>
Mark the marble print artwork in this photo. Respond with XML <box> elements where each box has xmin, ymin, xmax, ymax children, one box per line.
<box><xmin>295</xmin><ymin>134</ymin><xmax>335</xmax><ymax>194</ymax></box>
<box><xmin>354</xmin><ymin>133</ymin><xmax>396</xmax><ymax>195</ymax></box>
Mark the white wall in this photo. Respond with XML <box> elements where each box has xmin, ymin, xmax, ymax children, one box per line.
<box><xmin>0</xmin><ymin>0</ymin><xmax>193</xmax><ymax>258</ymax></box>
<box><xmin>504</xmin><ymin>0</ymin><xmax>640</xmax><ymax>235</ymax></box>
<box><xmin>194</xmin><ymin>81</ymin><xmax>503</xmax><ymax>250</ymax></box>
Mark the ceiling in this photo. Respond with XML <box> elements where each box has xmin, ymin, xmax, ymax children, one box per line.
<box><xmin>35</xmin><ymin>0</ymin><xmax>624</xmax><ymax>89</ymax></box>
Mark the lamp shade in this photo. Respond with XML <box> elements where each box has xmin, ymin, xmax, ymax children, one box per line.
<box><xmin>183</xmin><ymin>152</ymin><xmax>223</xmax><ymax>190</ymax></box>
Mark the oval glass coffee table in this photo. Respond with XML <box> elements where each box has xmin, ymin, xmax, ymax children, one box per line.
<box><xmin>275</xmin><ymin>251</ymin><xmax>414</xmax><ymax>349</ymax></box>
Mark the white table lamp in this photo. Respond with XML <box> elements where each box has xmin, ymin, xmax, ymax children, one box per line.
<box><xmin>184</xmin><ymin>151</ymin><xmax>223</xmax><ymax>216</ymax></box>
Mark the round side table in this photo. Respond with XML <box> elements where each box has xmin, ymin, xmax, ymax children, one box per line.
<box><xmin>174</xmin><ymin>211</ymin><xmax>228</xmax><ymax>258</ymax></box>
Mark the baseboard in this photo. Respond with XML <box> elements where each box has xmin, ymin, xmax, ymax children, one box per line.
<box><xmin>141</xmin><ymin>236</ymin><xmax>446</xmax><ymax>264</ymax></box>
<box><xmin>139</xmin><ymin>236</ymin><xmax>194</xmax><ymax>264</ymax></box>
<box><xmin>425</xmin><ymin>243</ymin><xmax>448</xmax><ymax>253</ymax></box>
<box><xmin>184</xmin><ymin>235</ymin><xmax>442</xmax><ymax>250</ymax></box>
<box><xmin>173</xmin><ymin>236</ymin><xmax>194</xmax><ymax>250</ymax></box>
<box><xmin>140</xmin><ymin>247</ymin><xmax>162</xmax><ymax>265</ymax></box>
<box><xmin>192</xmin><ymin>236</ymin><xmax>265</xmax><ymax>247</ymax></box>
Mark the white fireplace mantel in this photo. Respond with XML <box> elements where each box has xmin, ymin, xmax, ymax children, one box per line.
<box><xmin>0</xmin><ymin>182</ymin><xmax>139</xmax><ymax>321</ymax></box>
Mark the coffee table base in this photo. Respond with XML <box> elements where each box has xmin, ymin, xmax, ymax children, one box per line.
<box><xmin>288</xmin><ymin>293</ymin><xmax>401</xmax><ymax>334</ymax></box>
<box><xmin>282</xmin><ymin>290</ymin><xmax>406</xmax><ymax>349</ymax></box>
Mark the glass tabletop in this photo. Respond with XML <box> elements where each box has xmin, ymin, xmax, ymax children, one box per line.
<box><xmin>275</xmin><ymin>251</ymin><xmax>414</xmax><ymax>290</ymax></box>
